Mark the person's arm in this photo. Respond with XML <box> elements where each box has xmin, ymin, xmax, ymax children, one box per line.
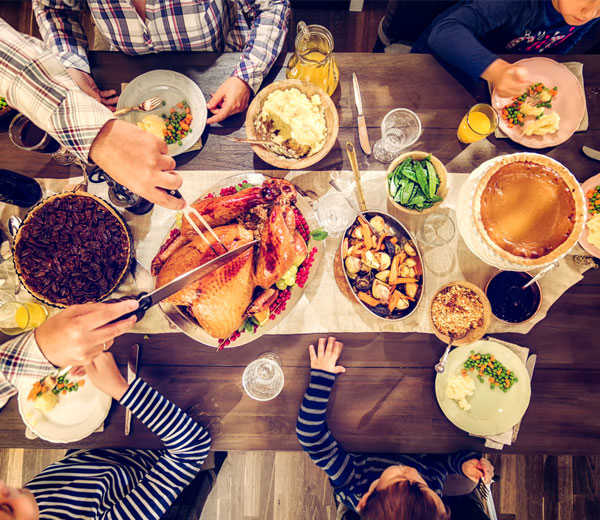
<box><xmin>296</xmin><ymin>338</ymin><xmax>354</xmax><ymax>490</ymax></box>
<box><xmin>32</xmin><ymin>0</ymin><xmax>90</xmax><ymax>73</ymax></box>
<box><xmin>0</xmin><ymin>18</ymin><xmax>111</xmax><ymax>163</ymax></box>
<box><xmin>0</xmin><ymin>300</ymin><xmax>139</xmax><ymax>410</ymax></box>
<box><xmin>427</xmin><ymin>1</ymin><xmax>524</xmax><ymax>80</ymax></box>
<box><xmin>233</xmin><ymin>0</ymin><xmax>290</xmax><ymax>94</ymax></box>
<box><xmin>85</xmin><ymin>354</ymin><xmax>211</xmax><ymax>518</ymax></box>
<box><xmin>0</xmin><ymin>19</ymin><xmax>184</xmax><ymax>209</ymax></box>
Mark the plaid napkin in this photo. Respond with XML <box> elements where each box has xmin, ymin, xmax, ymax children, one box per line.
<box><xmin>487</xmin><ymin>61</ymin><xmax>589</xmax><ymax>137</ymax></box>
<box><xmin>469</xmin><ymin>336</ymin><xmax>537</xmax><ymax>450</ymax></box>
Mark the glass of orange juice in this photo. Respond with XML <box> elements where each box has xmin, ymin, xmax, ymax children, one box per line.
<box><xmin>0</xmin><ymin>301</ymin><xmax>30</xmax><ymax>335</ymax></box>
<box><xmin>25</xmin><ymin>302</ymin><xmax>48</xmax><ymax>329</ymax></box>
<box><xmin>457</xmin><ymin>103</ymin><xmax>498</xmax><ymax>144</ymax></box>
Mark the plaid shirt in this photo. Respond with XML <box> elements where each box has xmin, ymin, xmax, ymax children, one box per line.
<box><xmin>0</xmin><ymin>331</ymin><xmax>56</xmax><ymax>409</ymax></box>
<box><xmin>0</xmin><ymin>18</ymin><xmax>114</xmax><ymax>162</ymax></box>
<box><xmin>33</xmin><ymin>0</ymin><xmax>290</xmax><ymax>93</ymax></box>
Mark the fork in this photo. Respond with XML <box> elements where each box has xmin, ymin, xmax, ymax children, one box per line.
<box><xmin>476</xmin><ymin>473</ymin><xmax>498</xmax><ymax>520</ymax></box>
<box><xmin>114</xmin><ymin>96</ymin><xmax>163</xmax><ymax>117</ymax></box>
<box><xmin>182</xmin><ymin>206</ymin><xmax>228</xmax><ymax>256</ymax></box>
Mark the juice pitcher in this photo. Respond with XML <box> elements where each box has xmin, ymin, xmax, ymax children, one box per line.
<box><xmin>286</xmin><ymin>21</ymin><xmax>339</xmax><ymax>95</ymax></box>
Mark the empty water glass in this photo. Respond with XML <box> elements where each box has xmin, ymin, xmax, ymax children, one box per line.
<box><xmin>242</xmin><ymin>352</ymin><xmax>285</xmax><ymax>401</ymax></box>
<box><xmin>373</xmin><ymin>108</ymin><xmax>422</xmax><ymax>163</ymax></box>
<box><xmin>417</xmin><ymin>212</ymin><xmax>456</xmax><ymax>247</ymax></box>
<box><xmin>316</xmin><ymin>190</ymin><xmax>356</xmax><ymax>236</ymax></box>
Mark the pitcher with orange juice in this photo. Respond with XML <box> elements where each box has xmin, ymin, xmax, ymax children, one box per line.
<box><xmin>286</xmin><ymin>21</ymin><xmax>339</xmax><ymax>95</ymax></box>
<box><xmin>457</xmin><ymin>103</ymin><xmax>498</xmax><ymax>143</ymax></box>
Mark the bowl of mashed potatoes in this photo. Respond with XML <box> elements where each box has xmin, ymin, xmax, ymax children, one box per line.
<box><xmin>245</xmin><ymin>79</ymin><xmax>339</xmax><ymax>169</ymax></box>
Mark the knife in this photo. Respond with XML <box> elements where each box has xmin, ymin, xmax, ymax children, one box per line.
<box><xmin>583</xmin><ymin>146</ymin><xmax>600</xmax><ymax>161</ymax></box>
<box><xmin>124</xmin><ymin>343</ymin><xmax>139</xmax><ymax>436</ymax></box>
<box><xmin>352</xmin><ymin>72</ymin><xmax>371</xmax><ymax>155</ymax></box>
<box><xmin>109</xmin><ymin>239</ymin><xmax>258</xmax><ymax>324</ymax></box>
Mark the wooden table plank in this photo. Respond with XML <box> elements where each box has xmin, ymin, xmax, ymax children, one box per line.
<box><xmin>0</xmin><ymin>366</ymin><xmax>598</xmax><ymax>454</ymax></box>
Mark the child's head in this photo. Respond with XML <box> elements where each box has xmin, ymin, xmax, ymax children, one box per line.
<box><xmin>357</xmin><ymin>465</ymin><xmax>450</xmax><ymax>520</ymax></box>
<box><xmin>553</xmin><ymin>0</ymin><xmax>600</xmax><ymax>25</ymax></box>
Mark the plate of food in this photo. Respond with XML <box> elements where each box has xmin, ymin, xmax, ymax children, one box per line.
<box><xmin>338</xmin><ymin>211</ymin><xmax>424</xmax><ymax>320</ymax></box>
<box><xmin>150</xmin><ymin>173</ymin><xmax>324</xmax><ymax>348</ymax></box>
<box><xmin>386</xmin><ymin>151</ymin><xmax>448</xmax><ymax>215</ymax></box>
<box><xmin>430</xmin><ymin>281</ymin><xmax>491</xmax><ymax>346</ymax></box>
<box><xmin>492</xmin><ymin>57</ymin><xmax>586</xmax><ymax>148</ymax></box>
<box><xmin>118</xmin><ymin>70</ymin><xmax>207</xmax><ymax>156</ymax></box>
<box><xmin>579</xmin><ymin>173</ymin><xmax>600</xmax><ymax>258</ymax></box>
<box><xmin>18</xmin><ymin>372</ymin><xmax>112</xmax><ymax>443</ymax></box>
<box><xmin>245</xmin><ymin>79</ymin><xmax>339</xmax><ymax>169</ymax></box>
<box><xmin>435</xmin><ymin>340</ymin><xmax>531</xmax><ymax>436</ymax></box>
<box><xmin>13</xmin><ymin>191</ymin><xmax>132</xmax><ymax>307</ymax></box>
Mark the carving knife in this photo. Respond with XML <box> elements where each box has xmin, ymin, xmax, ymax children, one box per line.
<box><xmin>108</xmin><ymin>240</ymin><xmax>259</xmax><ymax>324</ymax></box>
<box><xmin>124</xmin><ymin>343</ymin><xmax>139</xmax><ymax>436</ymax></box>
<box><xmin>352</xmin><ymin>73</ymin><xmax>371</xmax><ymax>155</ymax></box>
<box><xmin>583</xmin><ymin>146</ymin><xmax>600</xmax><ymax>161</ymax></box>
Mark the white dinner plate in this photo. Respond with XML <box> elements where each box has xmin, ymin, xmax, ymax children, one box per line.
<box><xmin>18</xmin><ymin>375</ymin><xmax>112</xmax><ymax>443</ymax></box>
<box><xmin>435</xmin><ymin>340</ymin><xmax>531</xmax><ymax>437</ymax></box>
<box><xmin>118</xmin><ymin>70</ymin><xmax>207</xmax><ymax>156</ymax></box>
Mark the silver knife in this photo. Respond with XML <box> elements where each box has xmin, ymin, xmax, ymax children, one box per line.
<box><xmin>583</xmin><ymin>146</ymin><xmax>600</xmax><ymax>161</ymax></box>
<box><xmin>109</xmin><ymin>239</ymin><xmax>258</xmax><ymax>324</ymax></box>
<box><xmin>124</xmin><ymin>343</ymin><xmax>139</xmax><ymax>436</ymax></box>
<box><xmin>352</xmin><ymin>72</ymin><xmax>371</xmax><ymax>155</ymax></box>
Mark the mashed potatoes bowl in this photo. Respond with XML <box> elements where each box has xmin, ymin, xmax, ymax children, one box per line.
<box><xmin>245</xmin><ymin>79</ymin><xmax>339</xmax><ymax>169</ymax></box>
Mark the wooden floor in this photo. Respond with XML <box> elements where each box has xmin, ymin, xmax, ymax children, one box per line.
<box><xmin>1</xmin><ymin>449</ymin><xmax>598</xmax><ymax>519</ymax></box>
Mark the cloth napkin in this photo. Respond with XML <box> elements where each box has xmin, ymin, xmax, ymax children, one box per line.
<box><xmin>487</xmin><ymin>61</ymin><xmax>589</xmax><ymax>137</ymax></box>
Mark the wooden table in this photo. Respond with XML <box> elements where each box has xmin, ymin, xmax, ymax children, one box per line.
<box><xmin>1</xmin><ymin>53</ymin><xmax>599</xmax><ymax>454</ymax></box>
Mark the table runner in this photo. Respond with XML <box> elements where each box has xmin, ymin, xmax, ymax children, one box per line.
<box><xmin>1</xmin><ymin>169</ymin><xmax>589</xmax><ymax>339</ymax></box>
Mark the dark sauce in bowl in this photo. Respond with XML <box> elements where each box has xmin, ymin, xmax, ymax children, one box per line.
<box><xmin>486</xmin><ymin>271</ymin><xmax>541</xmax><ymax>323</ymax></box>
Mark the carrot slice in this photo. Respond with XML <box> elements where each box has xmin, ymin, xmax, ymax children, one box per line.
<box><xmin>358</xmin><ymin>292</ymin><xmax>379</xmax><ymax>307</ymax></box>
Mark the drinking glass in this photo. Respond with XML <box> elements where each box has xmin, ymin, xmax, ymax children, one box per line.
<box><xmin>373</xmin><ymin>108</ymin><xmax>422</xmax><ymax>163</ymax></box>
<box><xmin>417</xmin><ymin>213</ymin><xmax>456</xmax><ymax>247</ymax></box>
<box><xmin>242</xmin><ymin>352</ymin><xmax>285</xmax><ymax>401</ymax></box>
<box><xmin>316</xmin><ymin>190</ymin><xmax>356</xmax><ymax>236</ymax></box>
<box><xmin>24</xmin><ymin>302</ymin><xmax>48</xmax><ymax>329</ymax></box>
<box><xmin>457</xmin><ymin>103</ymin><xmax>499</xmax><ymax>144</ymax></box>
<box><xmin>0</xmin><ymin>301</ymin><xmax>30</xmax><ymax>336</ymax></box>
<box><xmin>9</xmin><ymin>114</ymin><xmax>60</xmax><ymax>153</ymax></box>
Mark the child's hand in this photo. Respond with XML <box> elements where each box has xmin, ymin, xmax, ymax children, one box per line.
<box><xmin>84</xmin><ymin>352</ymin><xmax>130</xmax><ymax>401</ymax></box>
<box><xmin>483</xmin><ymin>59</ymin><xmax>530</xmax><ymax>98</ymax></box>
<box><xmin>462</xmin><ymin>458</ymin><xmax>494</xmax><ymax>484</ymax></box>
<box><xmin>308</xmin><ymin>337</ymin><xmax>346</xmax><ymax>375</ymax></box>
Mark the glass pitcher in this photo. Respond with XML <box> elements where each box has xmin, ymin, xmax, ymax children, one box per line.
<box><xmin>286</xmin><ymin>21</ymin><xmax>339</xmax><ymax>95</ymax></box>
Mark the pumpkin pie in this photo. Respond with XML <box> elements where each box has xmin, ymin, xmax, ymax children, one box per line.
<box><xmin>474</xmin><ymin>154</ymin><xmax>585</xmax><ymax>266</ymax></box>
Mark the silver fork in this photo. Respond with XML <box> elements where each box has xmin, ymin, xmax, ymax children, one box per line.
<box><xmin>114</xmin><ymin>96</ymin><xmax>163</xmax><ymax>117</ymax></box>
<box><xmin>476</xmin><ymin>477</ymin><xmax>498</xmax><ymax>520</ymax></box>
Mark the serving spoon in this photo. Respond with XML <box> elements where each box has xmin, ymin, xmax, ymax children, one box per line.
<box><xmin>434</xmin><ymin>331</ymin><xmax>467</xmax><ymax>373</ymax></box>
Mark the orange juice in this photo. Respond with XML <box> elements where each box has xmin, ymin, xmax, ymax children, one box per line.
<box><xmin>457</xmin><ymin>110</ymin><xmax>492</xmax><ymax>143</ymax></box>
<box><xmin>25</xmin><ymin>302</ymin><xmax>48</xmax><ymax>328</ymax></box>
<box><xmin>0</xmin><ymin>302</ymin><xmax>29</xmax><ymax>335</ymax></box>
<box><xmin>287</xmin><ymin>51</ymin><xmax>339</xmax><ymax>95</ymax></box>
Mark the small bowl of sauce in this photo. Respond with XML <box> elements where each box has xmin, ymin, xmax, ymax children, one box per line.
<box><xmin>485</xmin><ymin>271</ymin><xmax>542</xmax><ymax>324</ymax></box>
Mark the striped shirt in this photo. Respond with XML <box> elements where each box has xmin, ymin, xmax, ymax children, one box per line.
<box><xmin>26</xmin><ymin>378</ymin><xmax>211</xmax><ymax>520</ymax></box>
<box><xmin>0</xmin><ymin>18</ymin><xmax>114</xmax><ymax>162</ymax></box>
<box><xmin>296</xmin><ymin>369</ymin><xmax>480</xmax><ymax>511</ymax></box>
<box><xmin>33</xmin><ymin>0</ymin><xmax>290</xmax><ymax>93</ymax></box>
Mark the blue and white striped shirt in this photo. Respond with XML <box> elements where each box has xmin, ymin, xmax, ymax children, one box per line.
<box><xmin>25</xmin><ymin>378</ymin><xmax>211</xmax><ymax>519</ymax></box>
<box><xmin>296</xmin><ymin>369</ymin><xmax>479</xmax><ymax>512</ymax></box>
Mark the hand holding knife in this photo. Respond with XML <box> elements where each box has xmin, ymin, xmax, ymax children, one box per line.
<box><xmin>352</xmin><ymin>72</ymin><xmax>371</xmax><ymax>155</ymax></box>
